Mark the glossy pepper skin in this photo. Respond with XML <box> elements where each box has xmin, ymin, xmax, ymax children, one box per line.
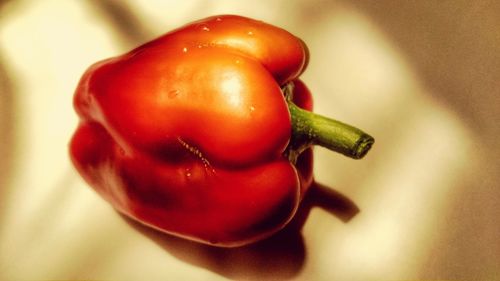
<box><xmin>70</xmin><ymin>15</ymin><xmax>315</xmax><ymax>247</ymax></box>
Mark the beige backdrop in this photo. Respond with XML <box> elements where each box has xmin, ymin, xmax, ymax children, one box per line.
<box><xmin>1</xmin><ymin>1</ymin><xmax>498</xmax><ymax>280</ymax></box>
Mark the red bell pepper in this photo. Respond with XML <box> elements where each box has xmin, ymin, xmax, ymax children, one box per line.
<box><xmin>70</xmin><ymin>15</ymin><xmax>373</xmax><ymax>247</ymax></box>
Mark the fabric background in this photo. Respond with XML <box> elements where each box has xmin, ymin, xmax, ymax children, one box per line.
<box><xmin>1</xmin><ymin>1</ymin><xmax>498</xmax><ymax>280</ymax></box>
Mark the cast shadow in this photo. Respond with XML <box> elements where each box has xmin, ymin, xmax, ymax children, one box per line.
<box><xmin>124</xmin><ymin>182</ymin><xmax>359</xmax><ymax>280</ymax></box>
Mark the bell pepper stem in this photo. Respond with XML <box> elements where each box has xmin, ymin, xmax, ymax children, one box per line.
<box><xmin>288</xmin><ymin>101</ymin><xmax>374</xmax><ymax>159</ymax></box>
<box><xmin>283</xmin><ymin>81</ymin><xmax>374</xmax><ymax>160</ymax></box>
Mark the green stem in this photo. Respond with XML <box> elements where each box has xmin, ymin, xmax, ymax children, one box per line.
<box><xmin>285</xmin><ymin>84</ymin><xmax>374</xmax><ymax>160</ymax></box>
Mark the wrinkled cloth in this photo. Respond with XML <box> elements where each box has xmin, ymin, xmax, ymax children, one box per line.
<box><xmin>0</xmin><ymin>1</ymin><xmax>498</xmax><ymax>280</ymax></box>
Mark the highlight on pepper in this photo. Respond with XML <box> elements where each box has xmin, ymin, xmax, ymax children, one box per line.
<box><xmin>69</xmin><ymin>15</ymin><xmax>374</xmax><ymax>247</ymax></box>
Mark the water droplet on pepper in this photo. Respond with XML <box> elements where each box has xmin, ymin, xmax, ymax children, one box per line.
<box><xmin>168</xmin><ymin>90</ymin><xmax>180</xmax><ymax>99</ymax></box>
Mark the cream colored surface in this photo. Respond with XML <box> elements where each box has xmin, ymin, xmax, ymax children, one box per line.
<box><xmin>0</xmin><ymin>1</ymin><xmax>498</xmax><ymax>280</ymax></box>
